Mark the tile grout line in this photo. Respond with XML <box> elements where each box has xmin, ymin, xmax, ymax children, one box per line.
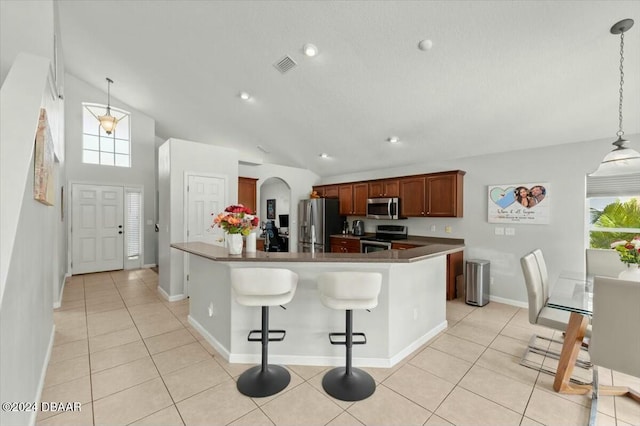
<box><xmin>111</xmin><ymin>270</ymin><xmax>189</xmax><ymax>426</ymax></box>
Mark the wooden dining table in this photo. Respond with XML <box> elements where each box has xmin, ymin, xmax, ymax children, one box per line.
<box><xmin>545</xmin><ymin>271</ymin><xmax>593</xmax><ymax>394</ymax></box>
<box><xmin>546</xmin><ymin>272</ymin><xmax>635</xmax><ymax>397</ymax></box>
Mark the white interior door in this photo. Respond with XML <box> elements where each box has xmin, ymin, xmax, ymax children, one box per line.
<box><xmin>187</xmin><ymin>175</ymin><xmax>226</xmax><ymax>245</ymax></box>
<box><xmin>72</xmin><ymin>184</ymin><xmax>124</xmax><ymax>274</ymax></box>
<box><xmin>184</xmin><ymin>174</ymin><xmax>226</xmax><ymax>296</ymax></box>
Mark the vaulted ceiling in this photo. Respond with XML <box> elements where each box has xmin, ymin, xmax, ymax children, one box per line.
<box><xmin>57</xmin><ymin>1</ymin><xmax>640</xmax><ymax>177</ymax></box>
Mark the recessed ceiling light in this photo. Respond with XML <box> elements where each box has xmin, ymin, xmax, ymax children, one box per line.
<box><xmin>319</xmin><ymin>153</ymin><xmax>329</xmax><ymax>158</ymax></box>
<box><xmin>418</xmin><ymin>39</ymin><xmax>433</xmax><ymax>51</ymax></box>
<box><xmin>387</xmin><ymin>136</ymin><xmax>400</xmax><ymax>144</ymax></box>
<box><xmin>303</xmin><ymin>43</ymin><xmax>318</xmax><ymax>57</ymax></box>
<box><xmin>239</xmin><ymin>91</ymin><xmax>251</xmax><ymax>100</ymax></box>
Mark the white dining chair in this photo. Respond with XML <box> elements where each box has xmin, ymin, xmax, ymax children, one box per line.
<box><xmin>520</xmin><ymin>250</ymin><xmax>591</xmax><ymax>378</ymax></box>
<box><xmin>586</xmin><ymin>248</ymin><xmax>627</xmax><ymax>278</ymax></box>
<box><xmin>588</xmin><ymin>276</ymin><xmax>640</xmax><ymax>425</ymax></box>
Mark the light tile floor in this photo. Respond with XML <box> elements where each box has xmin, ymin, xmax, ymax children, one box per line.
<box><xmin>36</xmin><ymin>269</ymin><xmax>640</xmax><ymax>426</ymax></box>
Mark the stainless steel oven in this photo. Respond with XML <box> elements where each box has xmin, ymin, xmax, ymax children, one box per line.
<box><xmin>360</xmin><ymin>225</ymin><xmax>408</xmax><ymax>253</ymax></box>
<box><xmin>360</xmin><ymin>239</ymin><xmax>392</xmax><ymax>253</ymax></box>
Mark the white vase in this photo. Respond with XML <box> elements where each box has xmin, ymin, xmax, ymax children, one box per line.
<box><xmin>245</xmin><ymin>232</ymin><xmax>257</xmax><ymax>253</ymax></box>
<box><xmin>618</xmin><ymin>265</ymin><xmax>640</xmax><ymax>282</ymax></box>
<box><xmin>226</xmin><ymin>233</ymin><xmax>243</xmax><ymax>255</ymax></box>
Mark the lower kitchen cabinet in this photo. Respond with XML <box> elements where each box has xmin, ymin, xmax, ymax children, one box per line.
<box><xmin>446</xmin><ymin>251</ymin><xmax>464</xmax><ymax>300</ymax></box>
<box><xmin>330</xmin><ymin>236</ymin><xmax>360</xmax><ymax>253</ymax></box>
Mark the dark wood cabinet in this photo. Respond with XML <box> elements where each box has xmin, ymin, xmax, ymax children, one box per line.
<box><xmin>330</xmin><ymin>237</ymin><xmax>360</xmax><ymax>253</ymax></box>
<box><xmin>399</xmin><ymin>177</ymin><xmax>426</xmax><ymax>217</ymax></box>
<box><xmin>315</xmin><ymin>170</ymin><xmax>464</xmax><ymax>218</ymax></box>
<box><xmin>238</xmin><ymin>177</ymin><xmax>258</xmax><ymax>214</ymax></box>
<box><xmin>338</xmin><ymin>183</ymin><xmax>367</xmax><ymax>215</ymax></box>
<box><xmin>312</xmin><ymin>185</ymin><xmax>339</xmax><ymax>198</ymax></box>
<box><xmin>426</xmin><ymin>173</ymin><xmax>463</xmax><ymax>217</ymax></box>
<box><xmin>369</xmin><ymin>179</ymin><xmax>399</xmax><ymax>198</ymax></box>
<box><xmin>400</xmin><ymin>171</ymin><xmax>464</xmax><ymax>218</ymax></box>
<box><xmin>446</xmin><ymin>251</ymin><xmax>464</xmax><ymax>300</ymax></box>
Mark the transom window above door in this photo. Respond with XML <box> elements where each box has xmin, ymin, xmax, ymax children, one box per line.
<box><xmin>82</xmin><ymin>103</ymin><xmax>131</xmax><ymax>167</ymax></box>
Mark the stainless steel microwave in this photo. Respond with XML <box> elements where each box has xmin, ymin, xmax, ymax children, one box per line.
<box><xmin>366</xmin><ymin>197</ymin><xmax>400</xmax><ymax>220</ymax></box>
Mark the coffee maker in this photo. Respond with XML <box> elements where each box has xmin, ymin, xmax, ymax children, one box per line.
<box><xmin>352</xmin><ymin>220</ymin><xmax>365</xmax><ymax>236</ymax></box>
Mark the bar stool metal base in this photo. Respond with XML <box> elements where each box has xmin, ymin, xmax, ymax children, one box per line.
<box><xmin>322</xmin><ymin>367</ymin><xmax>376</xmax><ymax>401</ymax></box>
<box><xmin>236</xmin><ymin>364</ymin><xmax>291</xmax><ymax>398</ymax></box>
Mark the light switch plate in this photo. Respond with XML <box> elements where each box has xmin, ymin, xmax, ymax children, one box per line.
<box><xmin>495</xmin><ymin>227</ymin><xmax>505</xmax><ymax>235</ymax></box>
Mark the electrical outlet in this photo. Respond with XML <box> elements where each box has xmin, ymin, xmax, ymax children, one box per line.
<box><xmin>490</xmin><ymin>276</ymin><xmax>494</xmax><ymax>285</ymax></box>
<box><xmin>445</xmin><ymin>226</ymin><xmax>452</xmax><ymax>233</ymax></box>
<box><xmin>505</xmin><ymin>227</ymin><xmax>516</xmax><ymax>236</ymax></box>
<box><xmin>208</xmin><ymin>302</ymin><xmax>214</xmax><ymax>317</ymax></box>
<box><xmin>495</xmin><ymin>227</ymin><xmax>505</xmax><ymax>235</ymax></box>
<box><xmin>430</xmin><ymin>225</ymin><xmax>436</xmax><ymax>232</ymax></box>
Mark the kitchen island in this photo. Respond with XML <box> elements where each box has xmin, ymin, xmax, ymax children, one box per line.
<box><xmin>171</xmin><ymin>241</ymin><xmax>464</xmax><ymax>368</ymax></box>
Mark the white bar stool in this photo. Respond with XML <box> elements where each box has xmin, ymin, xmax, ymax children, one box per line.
<box><xmin>231</xmin><ymin>268</ymin><xmax>298</xmax><ymax>397</ymax></box>
<box><xmin>317</xmin><ymin>271</ymin><xmax>382</xmax><ymax>401</ymax></box>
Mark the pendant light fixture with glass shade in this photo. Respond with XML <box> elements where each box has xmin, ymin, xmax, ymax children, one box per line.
<box><xmin>98</xmin><ymin>77</ymin><xmax>119</xmax><ymax>135</ymax></box>
<box><xmin>589</xmin><ymin>19</ymin><xmax>640</xmax><ymax>176</ymax></box>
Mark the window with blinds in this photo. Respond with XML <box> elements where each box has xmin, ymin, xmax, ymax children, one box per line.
<box><xmin>586</xmin><ymin>173</ymin><xmax>640</xmax><ymax>249</ymax></box>
<box><xmin>126</xmin><ymin>191</ymin><xmax>141</xmax><ymax>259</ymax></box>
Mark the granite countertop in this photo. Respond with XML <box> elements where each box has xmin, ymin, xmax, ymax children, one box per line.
<box><xmin>171</xmin><ymin>241</ymin><xmax>464</xmax><ymax>263</ymax></box>
<box><xmin>330</xmin><ymin>234</ymin><xmax>464</xmax><ymax>246</ymax></box>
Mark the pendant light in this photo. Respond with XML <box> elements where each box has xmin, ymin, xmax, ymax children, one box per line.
<box><xmin>98</xmin><ymin>77</ymin><xmax>118</xmax><ymax>135</ymax></box>
<box><xmin>590</xmin><ymin>19</ymin><xmax>640</xmax><ymax>176</ymax></box>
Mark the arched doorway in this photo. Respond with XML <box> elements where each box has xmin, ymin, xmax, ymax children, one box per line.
<box><xmin>259</xmin><ymin>177</ymin><xmax>292</xmax><ymax>252</ymax></box>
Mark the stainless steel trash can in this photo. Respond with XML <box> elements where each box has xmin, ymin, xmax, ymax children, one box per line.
<box><xmin>466</xmin><ymin>259</ymin><xmax>490</xmax><ymax>307</ymax></box>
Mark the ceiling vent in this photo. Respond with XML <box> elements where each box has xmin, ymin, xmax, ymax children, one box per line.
<box><xmin>274</xmin><ymin>55</ymin><xmax>297</xmax><ymax>74</ymax></box>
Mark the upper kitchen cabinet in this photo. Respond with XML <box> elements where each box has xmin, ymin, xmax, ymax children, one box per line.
<box><xmin>238</xmin><ymin>177</ymin><xmax>258</xmax><ymax>214</ymax></box>
<box><xmin>400</xmin><ymin>171</ymin><xmax>465</xmax><ymax>217</ymax></box>
<box><xmin>312</xmin><ymin>184</ymin><xmax>339</xmax><ymax>198</ymax></box>
<box><xmin>368</xmin><ymin>179</ymin><xmax>400</xmax><ymax>198</ymax></box>
<box><xmin>339</xmin><ymin>183</ymin><xmax>368</xmax><ymax>215</ymax></box>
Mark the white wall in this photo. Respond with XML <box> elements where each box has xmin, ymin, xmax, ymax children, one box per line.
<box><xmin>239</xmin><ymin>163</ymin><xmax>320</xmax><ymax>252</ymax></box>
<box><xmin>0</xmin><ymin>2</ymin><xmax>65</xmax><ymax>425</ymax></box>
<box><xmin>158</xmin><ymin>138</ymin><xmax>239</xmax><ymax>297</ymax></box>
<box><xmin>0</xmin><ymin>0</ymin><xmax>54</xmax><ymax>86</ymax></box>
<box><xmin>64</xmin><ymin>73</ymin><xmax>157</xmax><ymax>267</ymax></box>
<box><xmin>318</xmin><ymin>136</ymin><xmax>640</xmax><ymax>305</ymax></box>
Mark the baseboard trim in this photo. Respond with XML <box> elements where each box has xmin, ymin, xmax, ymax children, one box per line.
<box><xmin>156</xmin><ymin>285</ymin><xmax>185</xmax><ymax>302</ymax></box>
<box><xmin>388</xmin><ymin>320</ymin><xmax>448</xmax><ymax>366</ymax></box>
<box><xmin>188</xmin><ymin>315</ymin><xmax>231</xmax><ymax>360</ymax></box>
<box><xmin>143</xmin><ymin>263</ymin><xmax>157</xmax><ymax>269</ymax></box>
<box><xmin>29</xmin><ymin>324</ymin><xmax>55</xmax><ymax>426</ymax></box>
<box><xmin>489</xmin><ymin>295</ymin><xmax>528</xmax><ymax>309</ymax></box>
<box><xmin>187</xmin><ymin>316</ymin><xmax>445</xmax><ymax>369</ymax></box>
<box><xmin>53</xmin><ymin>273</ymin><xmax>71</xmax><ymax>309</ymax></box>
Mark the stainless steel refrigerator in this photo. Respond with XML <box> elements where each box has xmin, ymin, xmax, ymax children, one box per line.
<box><xmin>298</xmin><ymin>198</ymin><xmax>343</xmax><ymax>253</ymax></box>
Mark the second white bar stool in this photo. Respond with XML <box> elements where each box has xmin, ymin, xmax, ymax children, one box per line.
<box><xmin>317</xmin><ymin>271</ymin><xmax>382</xmax><ymax>401</ymax></box>
<box><xmin>231</xmin><ymin>268</ymin><xmax>298</xmax><ymax>397</ymax></box>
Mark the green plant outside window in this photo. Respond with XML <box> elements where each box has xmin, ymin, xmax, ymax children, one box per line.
<box><xmin>589</xmin><ymin>197</ymin><xmax>640</xmax><ymax>249</ymax></box>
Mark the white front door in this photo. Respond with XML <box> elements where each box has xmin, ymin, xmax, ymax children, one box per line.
<box><xmin>72</xmin><ymin>184</ymin><xmax>124</xmax><ymax>274</ymax></box>
<box><xmin>184</xmin><ymin>174</ymin><xmax>226</xmax><ymax>296</ymax></box>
